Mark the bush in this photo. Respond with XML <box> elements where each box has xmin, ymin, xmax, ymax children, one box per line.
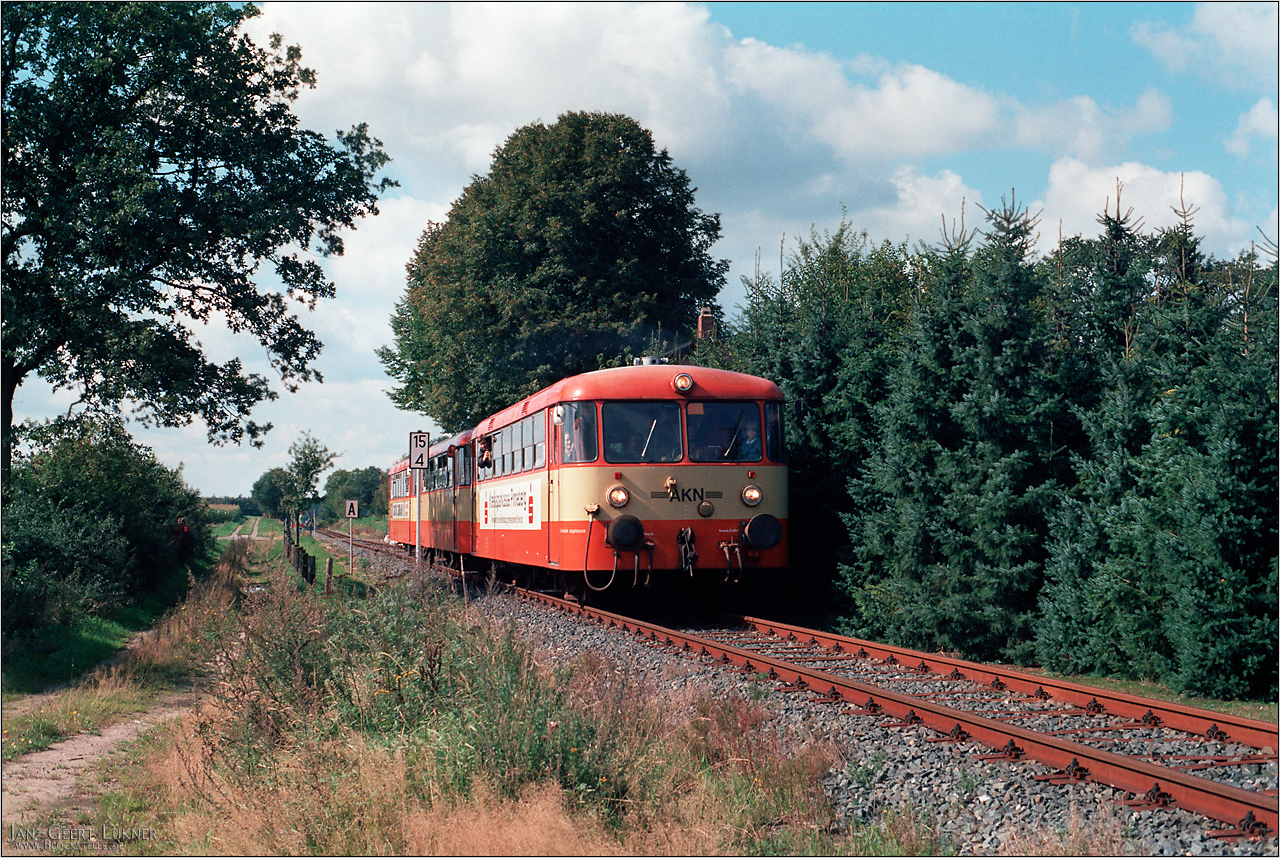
<box><xmin>1</xmin><ymin>491</ymin><xmax>133</xmax><ymax>630</ymax></box>
<box><xmin>2</xmin><ymin>415</ymin><xmax>209</xmax><ymax>638</ymax></box>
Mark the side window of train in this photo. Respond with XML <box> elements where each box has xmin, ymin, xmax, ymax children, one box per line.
<box><xmin>531</xmin><ymin>413</ymin><xmax>545</xmax><ymax>468</ymax></box>
<box><xmin>476</xmin><ymin>435</ymin><xmax>494</xmax><ymax>479</ymax></box>
<box><xmin>514</xmin><ymin>420</ymin><xmax>525</xmax><ymax>472</ymax></box>
<box><xmin>764</xmin><ymin>402</ymin><xmax>786</xmax><ymax>462</ymax></box>
<box><xmin>456</xmin><ymin>446</ymin><xmax>471</xmax><ymax>486</ymax></box>
<box><xmin>558</xmin><ymin>402</ymin><xmax>598</xmax><ymax>463</ymax></box>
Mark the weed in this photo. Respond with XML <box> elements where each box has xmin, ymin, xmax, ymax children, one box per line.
<box><xmin>79</xmin><ymin>539</ymin><xmax>943</xmax><ymax>855</ymax></box>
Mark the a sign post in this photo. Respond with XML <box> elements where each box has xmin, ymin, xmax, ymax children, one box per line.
<box><xmin>409</xmin><ymin>432</ymin><xmax>429</xmax><ymax>571</ymax></box>
<box><xmin>344</xmin><ymin>500</ymin><xmax>358</xmax><ymax>574</ymax></box>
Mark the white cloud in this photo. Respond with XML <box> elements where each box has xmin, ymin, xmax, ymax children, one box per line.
<box><xmin>1013</xmin><ymin>88</ymin><xmax>1173</xmax><ymax>162</ymax></box>
<box><xmin>1225</xmin><ymin>97</ymin><xmax>1279</xmax><ymax>157</ymax></box>
<box><xmin>49</xmin><ymin>0</ymin><xmax>1260</xmax><ymax>496</ymax></box>
<box><xmin>1035</xmin><ymin>158</ymin><xmax>1250</xmax><ymax>255</ymax></box>
<box><xmin>725</xmin><ymin>41</ymin><xmax>1002</xmax><ymax>160</ymax></box>
<box><xmin>1132</xmin><ymin>2</ymin><xmax>1279</xmax><ymax>91</ymax></box>
<box><xmin>860</xmin><ymin>167</ymin><xmax>985</xmax><ymax>247</ymax></box>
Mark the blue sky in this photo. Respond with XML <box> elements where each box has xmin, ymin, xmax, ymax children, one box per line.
<box><xmin>13</xmin><ymin>2</ymin><xmax>1277</xmax><ymax>497</ymax></box>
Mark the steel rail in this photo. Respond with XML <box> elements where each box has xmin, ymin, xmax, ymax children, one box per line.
<box><xmin>518</xmin><ymin>590</ymin><xmax>1278</xmax><ymax>836</ymax></box>
<box><xmin>735</xmin><ymin>615</ymin><xmax>1279</xmax><ymax>753</ymax></box>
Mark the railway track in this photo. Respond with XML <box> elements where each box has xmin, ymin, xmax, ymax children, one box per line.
<box><xmin>313</xmin><ymin>529</ymin><xmax>1278</xmax><ymax>842</ymax></box>
<box><xmin>517</xmin><ymin>589</ymin><xmax>1278</xmax><ymax>841</ymax></box>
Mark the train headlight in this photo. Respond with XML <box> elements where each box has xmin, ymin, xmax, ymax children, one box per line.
<box><xmin>607</xmin><ymin>485</ymin><xmax>630</xmax><ymax>508</ymax></box>
<box><xmin>741</xmin><ymin>484</ymin><xmax>763</xmax><ymax>506</ymax></box>
<box><xmin>672</xmin><ymin>372</ymin><xmax>694</xmax><ymax>393</ymax></box>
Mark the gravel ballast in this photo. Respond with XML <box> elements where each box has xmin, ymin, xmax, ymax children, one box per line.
<box><xmin>474</xmin><ymin>588</ymin><xmax>1279</xmax><ymax>856</ymax></box>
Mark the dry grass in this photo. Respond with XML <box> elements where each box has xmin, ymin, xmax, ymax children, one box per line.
<box><xmin>144</xmin><ymin>718</ymin><xmax>633</xmax><ymax>855</ymax></box>
<box><xmin>91</xmin><ymin>540</ymin><xmax>942</xmax><ymax>855</ymax></box>
<box><xmin>996</xmin><ymin>795</ymin><xmax>1130</xmax><ymax>856</ymax></box>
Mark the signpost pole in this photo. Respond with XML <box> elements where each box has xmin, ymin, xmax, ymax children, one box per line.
<box><xmin>409</xmin><ymin>431</ymin><xmax>430</xmax><ymax>574</ymax></box>
<box><xmin>344</xmin><ymin>500</ymin><xmax>359</xmax><ymax>577</ymax></box>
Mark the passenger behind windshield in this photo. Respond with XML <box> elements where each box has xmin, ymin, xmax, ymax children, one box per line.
<box><xmin>602</xmin><ymin>402</ymin><xmax>682</xmax><ymax>463</ymax></box>
<box><xmin>687</xmin><ymin>402</ymin><xmax>763</xmax><ymax>462</ymax></box>
<box><xmin>560</xmin><ymin>402</ymin><xmax>598</xmax><ymax>463</ymax></box>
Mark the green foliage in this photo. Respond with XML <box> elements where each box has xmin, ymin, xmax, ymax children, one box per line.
<box><xmin>322</xmin><ymin>466</ymin><xmax>386</xmax><ymax>521</ymax></box>
<box><xmin>838</xmin><ymin>199</ymin><xmax>1060</xmax><ymax>662</ymax></box>
<box><xmin>1</xmin><ymin>1</ymin><xmax>395</xmax><ymax>477</ymax></box>
<box><xmin>699</xmin><ymin>222</ymin><xmax>914</xmax><ymax>610</ymax></box>
<box><xmin>380</xmin><ymin>111</ymin><xmax>726</xmax><ymax>431</ymax></box>
<box><xmin>1037</xmin><ymin>215</ymin><xmax>1278</xmax><ymax>698</ymax></box>
<box><xmin>251</xmin><ymin>468</ymin><xmax>290</xmax><ymax>519</ymax></box>
<box><xmin>712</xmin><ymin>192</ymin><xmax>1276</xmax><ymax>698</ymax></box>
<box><xmin>2</xmin><ymin>415</ymin><xmax>208</xmax><ymax>638</ymax></box>
<box><xmin>205</xmin><ymin>495</ymin><xmax>263</xmax><ymax>517</ymax></box>
<box><xmin>284</xmin><ymin>432</ymin><xmax>337</xmax><ymax>512</ymax></box>
<box><xmin>214</xmin><ymin>576</ymin><xmax>640</xmax><ymax>816</ymax></box>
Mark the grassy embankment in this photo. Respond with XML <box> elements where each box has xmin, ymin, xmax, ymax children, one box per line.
<box><xmin>6</xmin><ymin>527</ymin><xmax>945</xmax><ymax>855</ymax></box>
<box><xmin>3</xmin><ymin>521</ymin><xmax>1272</xmax><ymax>855</ymax></box>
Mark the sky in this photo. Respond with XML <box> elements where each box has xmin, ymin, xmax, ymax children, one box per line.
<box><xmin>12</xmin><ymin>1</ymin><xmax>1278</xmax><ymax>498</ymax></box>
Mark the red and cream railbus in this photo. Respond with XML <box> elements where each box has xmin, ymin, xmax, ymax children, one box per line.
<box><xmin>388</xmin><ymin>362</ymin><xmax>787</xmax><ymax>591</ymax></box>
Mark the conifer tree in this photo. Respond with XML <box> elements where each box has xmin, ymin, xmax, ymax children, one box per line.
<box><xmin>841</xmin><ymin>232</ymin><xmax>975</xmax><ymax>650</ymax></box>
<box><xmin>1036</xmin><ymin>201</ymin><xmax>1161</xmax><ymax>676</ymax></box>
<box><xmin>843</xmin><ymin>198</ymin><xmax>1057</xmax><ymax>662</ymax></box>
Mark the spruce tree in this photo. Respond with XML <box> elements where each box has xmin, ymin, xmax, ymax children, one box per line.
<box><xmin>843</xmin><ymin>198</ymin><xmax>1057</xmax><ymax>662</ymax></box>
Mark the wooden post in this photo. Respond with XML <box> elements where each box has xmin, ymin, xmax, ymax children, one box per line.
<box><xmin>324</xmin><ymin>557</ymin><xmax>333</xmax><ymax>595</ymax></box>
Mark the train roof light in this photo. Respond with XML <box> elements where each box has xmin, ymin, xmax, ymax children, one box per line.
<box><xmin>672</xmin><ymin>372</ymin><xmax>694</xmax><ymax>393</ymax></box>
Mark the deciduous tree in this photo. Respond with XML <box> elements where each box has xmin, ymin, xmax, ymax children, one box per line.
<box><xmin>379</xmin><ymin>111</ymin><xmax>725</xmax><ymax>431</ymax></box>
<box><xmin>2</xmin><ymin>2</ymin><xmax>395</xmax><ymax>481</ymax></box>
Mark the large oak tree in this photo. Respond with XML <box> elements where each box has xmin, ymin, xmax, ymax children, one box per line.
<box><xmin>379</xmin><ymin>111</ymin><xmax>726</xmax><ymax>431</ymax></box>
<box><xmin>2</xmin><ymin>2</ymin><xmax>395</xmax><ymax>479</ymax></box>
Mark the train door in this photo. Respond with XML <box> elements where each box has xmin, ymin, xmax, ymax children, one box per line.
<box><xmin>548</xmin><ymin>408</ymin><xmax>562</xmax><ymax>566</ymax></box>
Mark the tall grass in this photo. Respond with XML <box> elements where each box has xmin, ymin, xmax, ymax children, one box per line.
<box><xmin>1</xmin><ymin>541</ymin><xmax>243</xmax><ymax>761</ymax></box>
<box><xmin>90</xmin><ymin>540</ymin><xmax>944</xmax><ymax>854</ymax></box>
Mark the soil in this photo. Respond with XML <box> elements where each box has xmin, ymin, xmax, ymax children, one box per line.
<box><xmin>1</xmin><ymin>687</ymin><xmax>200</xmax><ymax>832</ymax></box>
<box><xmin>2</xmin><ymin>621</ymin><xmax>205</xmax><ymax>842</ymax></box>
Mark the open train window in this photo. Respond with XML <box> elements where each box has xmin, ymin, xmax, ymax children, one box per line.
<box><xmin>764</xmin><ymin>401</ymin><xmax>786</xmax><ymax>462</ymax></box>
<box><xmin>603</xmin><ymin>401</ymin><xmax>682</xmax><ymax>463</ymax></box>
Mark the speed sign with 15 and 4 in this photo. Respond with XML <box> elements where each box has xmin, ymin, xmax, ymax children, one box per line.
<box><xmin>409</xmin><ymin>431</ymin><xmax>430</xmax><ymax>470</ymax></box>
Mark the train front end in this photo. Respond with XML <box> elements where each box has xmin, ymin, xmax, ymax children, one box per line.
<box><xmin>547</xmin><ymin>364</ymin><xmax>788</xmax><ymax>589</ymax></box>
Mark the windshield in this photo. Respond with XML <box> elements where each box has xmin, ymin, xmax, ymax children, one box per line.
<box><xmin>602</xmin><ymin>402</ymin><xmax>683</xmax><ymax>463</ymax></box>
<box><xmin>686</xmin><ymin>401</ymin><xmax>762</xmax><ymax>462</ymax></box>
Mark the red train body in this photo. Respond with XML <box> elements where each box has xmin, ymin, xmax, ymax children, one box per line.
<box><xmin>388</xmin><ymin>363</ymin><xmax>787</xmax><ymax>591</ymax></box>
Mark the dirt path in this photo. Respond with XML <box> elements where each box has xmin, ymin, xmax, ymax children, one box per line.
<box><xmin>219</xmin><ymin>517</ymin><xmax>268</xmax><ymax>541</ymax></box>
<box><xmin>1</xmin><ymin>687</ymin><xmax>200</xmax><ymax>831</ymax></box>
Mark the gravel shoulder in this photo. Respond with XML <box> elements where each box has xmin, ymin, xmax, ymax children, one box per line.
<box><xmin>477</xmin><ymin>588</ymin><xmax>1280</xmax><ymax>857</ymax></box>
